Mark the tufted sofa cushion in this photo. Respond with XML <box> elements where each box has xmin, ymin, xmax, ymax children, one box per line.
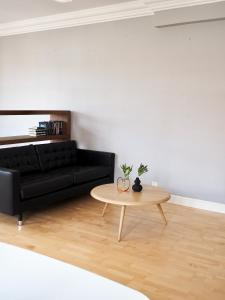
<box><xmin>0</xmin><ymin>145</ymin><xmax>40</xmax><ymax>174</ymax></box>
<box><xmin>36</xmin><ymin>141</ymin><xmax>78</xmax><ymax>171</ymax></box>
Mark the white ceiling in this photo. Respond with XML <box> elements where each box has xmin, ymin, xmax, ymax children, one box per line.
<box><xmin>0</xmin><ymin>0</ymin><xmax>128</xmax><ymax>23</ymax></box>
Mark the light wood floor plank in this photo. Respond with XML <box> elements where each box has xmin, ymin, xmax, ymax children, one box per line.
<box><xmin>0</xmin><ymin>196</ymin><xmax>225</xmax><ymax>300</ymax></box>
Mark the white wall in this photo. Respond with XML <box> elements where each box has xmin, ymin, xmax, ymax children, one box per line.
<box><xmin>0</xmin><ymin>16</ymin><xmax>225</xmax><ymax>203</ymax></box>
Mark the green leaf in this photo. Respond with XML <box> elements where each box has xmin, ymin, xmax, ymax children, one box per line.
<box><xmin>137</xmin><ymin>163</ymin><xmax>149</xmax><ymax>177</ymax></box>
<box><xmin>120</xmin><ymin>164</ymin><xmax>133</xmax><ymax>178</ymax></box>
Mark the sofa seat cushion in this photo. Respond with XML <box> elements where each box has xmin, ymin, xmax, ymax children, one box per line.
<box><xmin>53</xmin><ymin>165</ymin><xmax>111</xmax><ymax>184</ymax></box>
<box><xmin>64</xmin><ymin>165</ymin><xmax>111</xmax><ymax>184</ymax></box>
<box><xmin>74</xmin><ymin>166</ymin><xmax>111</xmax><ymax>184</ymax></box>
<box><xmin>21</xmin><ymin>172</ymin><xmax>74</xmax><ymax>200</ymax></box>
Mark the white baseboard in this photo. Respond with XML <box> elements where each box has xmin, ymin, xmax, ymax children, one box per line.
<box><xmin>169</xmin><ymin>194</ymin><xmax>225</xmax><ymax>214</ymax></box>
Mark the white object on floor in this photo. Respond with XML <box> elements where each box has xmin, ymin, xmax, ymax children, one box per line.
<box><xmin>0</xmin><ymin>242</ymin><xmax>149</xmax><ymax>300</ymax></box>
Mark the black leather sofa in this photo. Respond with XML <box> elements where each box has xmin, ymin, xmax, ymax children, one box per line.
<box><xmin>0</xmin><ymin>141</ymin><xmax>115</xmax><ymax>225</ymax></box>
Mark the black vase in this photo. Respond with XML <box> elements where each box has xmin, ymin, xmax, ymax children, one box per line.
<box><xmin>132</xmin><ymin>177</ymin><xmax>143</xmax><ymax>192</ymax></box>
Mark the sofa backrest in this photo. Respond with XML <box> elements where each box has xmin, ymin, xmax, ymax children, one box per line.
<box><xmin>36</xmin><ymin>140</ymin><xmax>77</xmax><ymax>171</ymax></box>
<box><xmin>0</xmin><ymin>145</ymin><xmax>41</xmax><ymax>174</ymax></box>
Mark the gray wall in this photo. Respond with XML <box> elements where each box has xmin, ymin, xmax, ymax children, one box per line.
<box><xmin>0</xmin><ymin>16</ymin><xmax>225</xmax><ymax>203</ymax></box>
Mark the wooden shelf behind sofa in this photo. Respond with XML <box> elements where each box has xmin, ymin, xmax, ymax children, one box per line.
<box><xmin>0</xmin><ymin>110</ymin><xmax>71</xmax><ymax>146</ymax></box>
<box><xmin>0</xmin><ymin>134</ymin><xmax>70</xmax><ymax>146</ymax></box>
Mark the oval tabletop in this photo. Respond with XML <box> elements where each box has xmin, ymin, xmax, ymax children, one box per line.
<box><xmin>91</xmin><ymin>183</ymin><xmax>170</xmax><ymax>206</ymax></box>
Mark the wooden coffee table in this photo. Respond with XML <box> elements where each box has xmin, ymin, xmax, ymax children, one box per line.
<box><xmin>91</xmin><ymin>183</ymin><xmax>171</xmax><ymax>241</ymax></box>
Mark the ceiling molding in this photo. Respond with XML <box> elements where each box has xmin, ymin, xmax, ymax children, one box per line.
<box><xmin>0</xmin><ymin>0</ymin><xmax>224</xmax><ymax>36</ymax></box>
<box><xmin>145</xmin><ymin>0</ymin><xmax>224</xmax><ymax>11</ymax></box>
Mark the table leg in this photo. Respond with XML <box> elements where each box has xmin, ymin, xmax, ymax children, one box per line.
<box><xmin>102</xmin><ymin>203</ymin><xmax>108</xmax><ymax>217</ymax></box>
<box><xmin>118</xmin><ymin>205</ymin><xmax>126</xmax><ymax>242</ymax></box>
<box><xmin>157</xmin><ymin>203</ymin><xmax>167</xmax><ymax>225</ymax></box>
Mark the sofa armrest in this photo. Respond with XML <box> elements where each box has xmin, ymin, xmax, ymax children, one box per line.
<box><xmin>0</xmin><ymin>167</ymin><xmax>21</xmax><ymax>215</ymax></box>
<box><xmin>77</xmin><ymin>149</ymin><xmax>115</xmax><ymax>180</ymax></box>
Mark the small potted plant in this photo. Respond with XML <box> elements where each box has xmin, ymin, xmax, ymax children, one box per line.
<box><xmin>117</xmin><ymin>164</ymin><xmax>133</xmax><ymax>192</ymax></box>
<box><xmin>132</xmin><ymin>164</ymin><xmax>148</xmax><ymax>192</ymax></box>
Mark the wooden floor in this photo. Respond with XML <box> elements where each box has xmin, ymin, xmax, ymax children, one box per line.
<box><xmin>0</xmin><ymin>196</ymin><xmax>225</xmax><ymax>300</ymax></box>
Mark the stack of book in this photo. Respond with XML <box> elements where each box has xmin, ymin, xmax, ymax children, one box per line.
<box><xmin>28</xmin><ymin>126</ymin><xmax>48</xmax><ymax>137</ymax></box>
<box><xmin>28</xmin><ymin>121</ymin><xmax>65</xmax><ymax>137</ymax></box>
<box><xmin>39</xmin><ymin>121</ymin><xmax>65</xmax><ymax>135</ymax></box>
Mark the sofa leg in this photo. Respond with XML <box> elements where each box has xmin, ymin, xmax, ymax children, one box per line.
<box><xmin>17</xmin><ymin>213</ymin><xmax>23</xmax><ymax>226</ymax></box>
